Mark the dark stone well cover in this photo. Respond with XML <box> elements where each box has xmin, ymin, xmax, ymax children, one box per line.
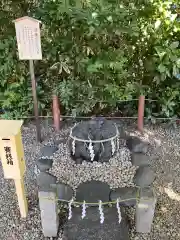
<box><xmin>69</xmin><ymin>119</ymin><xmax>119</xmax><ymax>163</ymax></box>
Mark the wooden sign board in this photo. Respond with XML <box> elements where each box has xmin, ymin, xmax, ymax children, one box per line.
<box><xmin>14</xmin><ymin>16</ymin><xmax>42</xmax><ymax>60</ymax></box>
<box><xmin>0</xmin><ymin>120</ymin><xmax>28</xmax><ymax>218</ymax></box>
<box><xmin>0</xmin><ymin>120</ymin><xmax>26</xmax><ymax>179</ymax></box>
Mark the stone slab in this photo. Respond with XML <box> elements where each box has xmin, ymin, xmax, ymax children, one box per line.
<box><xmin>36</xmin><ymin>158</ymin><xmax>53</xmax><ymax>171</ymax></box>
<box><xmin>126</xmin><ymin>136</ymin><xmax>148</xmax><ymax>153</ymax></box>
<box><xmin>136</xmin><ymin>194</ymin><xmax>156</xmax><ymax>233</ymax></box>
<box><xmin>38</xmin><ymin>191</ymin><xmax>59</xmax><ymax>237</ymax></box>
<box><xmin>62</xmin><ymin>206</ymin><xmax>129</xmax><ymax>240</ymax></box>
<box><xmin>40</xmin><ymin>145</ymin><xmax>58</xmax><ymax>159</ymax></box>
<box><xmin>131</xmin><ymin>153</ymin><xmax>150</xmax><ymax>167</ymax></box>
<box><xmin>55</xmin><ymin>183</ymin><xmax>74</xmax><ymax>201</ymax></box>
<box><xmin>76</xmin><ymin>181</ymin><xmax>111</xmax><ymax>206</ymax></box>
<box><xmin>110</xmin><ymin>187</ymin><xmax>138</xmax><ymax>207</ymax></box>
<box><xmin>37</xmin><ymin>172</ymin><xmax>57</xmax><ymax>192</ymax></box>
<box><xmin>133</xmin><ymin>166</ymin><xmax>155</xmax><ymax>187</ymax></box>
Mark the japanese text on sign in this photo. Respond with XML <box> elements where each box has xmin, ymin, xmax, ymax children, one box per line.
<box><xmin>4</xmin><ymin>146</ymin><xmax>13</xmax><ymax>165</ymax></box>
<box><xmin>14</xmin><ymin>18</ymin><xmax>42</xmax><ymax>60</ymax></box>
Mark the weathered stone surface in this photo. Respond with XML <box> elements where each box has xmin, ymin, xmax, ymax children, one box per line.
<box><xmin>37</xmin><ymin>172</ymin><xmax>57</xmax><ymax>192</ymax></box>
<box><xmin>40</xmin><ymin>145</ymin><xmax>58</xmax><ymax>159</ymax></box>
<box><xmin>76</xmin><ymin>158</ymin><xmax>83</xmax><ymax>164</ymax></box>
<box><xmin>76</xmin><ymin>181</ymin><xmax>110</xmax><ymax>207</ymax></box>
<box><xmin>126</xmin><ymin>136</ymin><xmax>148</xmax><ymax>153</ymax></box>
<box><xmin>110</xmin><ymin>187</ymin><xmax>138</xmax><ymax>207</ymax></box>
<box><xmin>139</xmin><ymin>187</ymin><xmax>154</xmax><ymax>198</ymax></box>
<box><xmin>131</xmin><ymin>153</ymin><xmax>150</xmax><ymax>167</ymax></box>
<box><xmin>38</xmin><ymin>191</ymin><xmax>59</xmax><ymax>237</ymax></box>
<box><xmin>55</xmin><ymin>183</ymin><xmax>74</xmax><ymax>201</ymax></box>
<box><xmin>136</xmin><ymin>188</ymin><xmax>156</xmax><ymax>233</ymax></box>
<box><xmin>133</xmin><ymin>166</ymin><xmax>155</xmax><ymax>187</ymax></box>
<box><xmin>69</xmin><ymin>119</ymin><xmax>118</xmax><ymax>163</ymax></box>
<box><xmin>62</xmin><ymin>206</ymin><xmax>129</xmax><ymax>240</ymax></box>
<box><xmin>36</xmin><ymin>158</ymin><xmax>53</xmax><ymax>171</ymax></box>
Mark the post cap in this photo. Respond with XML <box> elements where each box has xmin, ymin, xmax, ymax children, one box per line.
<box><xmin>0</xmin><ymin>120</ymin><xmax>23</xmax><ymax>137</ymax></box>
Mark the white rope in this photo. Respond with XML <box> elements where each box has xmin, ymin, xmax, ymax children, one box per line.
<box><xmin>70</xmin><ymin>123</ymin><xmax>119</xmax><ymax>143</ymax></box>
<box><xmin>82</xmin><ymin>200</ymin><xmax>86</xmax><ymax>219</ymax></box>
<box><xmin>99</xmin><ymin>200</ymin><xmax>104</xmax><ymax>224</ymax></box>
<box><xmin>116</xmin><ymin>199</ymin><xmax>122</xmax><ymax>224</ymax></box>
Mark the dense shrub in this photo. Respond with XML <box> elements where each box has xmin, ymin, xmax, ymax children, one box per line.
<box><xmin>0</xmin><ymin>0</ymin><xmax>180</xmax><ymax>118</ymax></box>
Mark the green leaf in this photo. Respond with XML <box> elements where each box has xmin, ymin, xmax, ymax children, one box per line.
<box><xmin>158</xmin><ymin>64</ymin><xmax>166</xmax><ymax>73</ymax></box>
<box><xmin>173</xmin><ymin>66</ymin><xmax>179</xmax><ymax>77</ymax></box>
<box><xmin>170</xmin><ymin>41</ymin><xmax>179</xmax><ymax>49</ymax></box>
<box><xmin>155</xmin><ymin>19</ymin><xmax>161</xmax><ymax>29</ymax></box>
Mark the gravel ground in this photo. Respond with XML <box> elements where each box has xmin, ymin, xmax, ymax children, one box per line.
<box><xmin>0</xmin><ymin>120</ymin><xmax>180</xmax><ymax>240</ymax></box>
<box><xmin>50</xmin><ymin>144</ymin><xmax>137</xmax><ymax>190</ymax></box>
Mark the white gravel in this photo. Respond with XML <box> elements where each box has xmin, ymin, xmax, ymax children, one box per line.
<box><xmin>0</xmin><ymin>120</ymin><xmax>180</xmax><ymax>239</ymax></box>
<box><xmin>50</xmin><ymin>144</ymin><xmax>137</xmax><ymax>190</ymax></box>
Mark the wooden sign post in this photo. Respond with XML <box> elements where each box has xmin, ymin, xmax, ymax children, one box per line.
<box><xmin>14</xmin><ymin>16</ymin><xmax>42</xmax><ymax>142</ymax></box>
<box><xmin>0</xmin><ymin>120</ymin><xmax>28</xmax><ymax>218</ymax></box>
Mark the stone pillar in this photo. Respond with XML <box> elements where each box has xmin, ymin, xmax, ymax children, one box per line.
<box><xmin>38</xmin><ymin>191</ymin><xmax>59</xmax><ymax>237</ymax></box>
<box><xmin>135</xmin><ymin>188</ymin><xmax>156</xmax><ymax>233</ymax></box>
<box><xmin>37</xmin><ymin>172</ymin><xmax>59</xmax><ymax>237</ymax></box>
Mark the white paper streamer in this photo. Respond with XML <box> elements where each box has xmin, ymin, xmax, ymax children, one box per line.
<box><xmin>82</xmin><ymin>200</ymin><xmax>86</xmax><ymax>219</ymax></box>
<box><xmin>89</xmin><ymin>139</ymin><xmax>95</xmax><ymax>161</ymax></box>
<box><xmin>68</xmin><ymin>199</ymin><xmax>73</xmax><ymax>220</ymax></box>
<box><xmin>116</xmin><ymin>137</ymin><xmax>119</xmax><ymax>149</ymax></box>
<box><xmin>116</xmin><ymin>199</ymin><xmax>122</xmax><ymax>224</ymax></box>
<box><xmin>111</xmin><ymin>139</ymin><xmax>115</xmax><ymax>155</ymax></box>
<box><xmin>72</xmin><ymin>139</ymin><xmax>76</xmax><ymax>155</ymax></box>
<box><xmin>34</xmin><ymin>165</ymin><xmax>40</xmax><ymax>176</ymax></box>
<box><xmin>99</xmin><ymin>200</ymin><xmax>104</xmax><ymax>224</ymax></box>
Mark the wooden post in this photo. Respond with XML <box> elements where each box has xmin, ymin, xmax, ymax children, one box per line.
<box><xmin>138</xmin><ymin>95</ymin><xmax>145</xmax><ymax>132</ymax></box>
<box><xmin>0</xmin><ymin>120</ymin><xmax>28</xmax><ymax>218</ymax></box>
<box><xmin>14</xmin><ymin>179</ymin><xmax>28</xmax><ymax>218</ymax></box>
<box><xmin>29</xmin><ymin>60</ymin><xmax>41</xmax><ymax>142</ymax></box>
<box><xmin>14</xmin><ymin>17</ymin><xmax>42</xmax><ymax>142</ymax></box>
<box><xmin>52</xmin><ymin>95</ymin><xmax>60</xmax><ymax>131</ymax></box>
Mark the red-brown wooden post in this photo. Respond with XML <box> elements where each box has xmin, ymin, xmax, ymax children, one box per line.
<box><xmin>137</xmin><ymin>95</ymin><xmax>145</xmax><ymax>132</ymax></box>
<box><xmin>52</xmin><ymin>95</ymin><xmax>60</xmax><ymax>131</ymax></box>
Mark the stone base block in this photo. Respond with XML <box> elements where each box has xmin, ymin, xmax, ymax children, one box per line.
<box><xmin>38</xmin><ymin>191</ymin><xmax>59</xmax><ymax>237</ymax></box>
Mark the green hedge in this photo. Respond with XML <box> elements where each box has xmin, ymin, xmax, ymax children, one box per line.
<box><xmin>0</xmin><ymin>0</ymin><xmax>180</xmax><ymax>119</ymax></box>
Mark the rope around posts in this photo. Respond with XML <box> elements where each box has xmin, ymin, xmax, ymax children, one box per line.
<box><xmin>69</xmin><ymin>122</ymin><xmax>119</xmax><ymax>143</ymax></box>
<box><xmin>38</xmin><ymin>196</ymin><xmax>154</xmax><ymax>206</ymax></box>
<box><xmin>38</xmin><ymin>197</ymin><xmax>140</xmax><ymax>205</ymax></box>
<box><xmin>13</xmin><ymin>115</ymin><xmax>180</xmax><ymax>121</ymax></box>
<box><xmin>38</xmin><ymin>187</ymin><xmax>157</xmax><ymax>205</ymax></box>
<box><xmin>68</xmin><ymin>99</ymin><xmax>158</xmax><ymax>103</ymax></box>
<box><xmin>38</xmin><ymin>187</ymin><xmax>152</xmax><ymax>205</ymax></box>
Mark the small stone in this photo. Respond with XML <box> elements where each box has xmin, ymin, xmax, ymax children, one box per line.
<box><xmin>110</xmin><ymin>187</ymin><xmax>138</xmax><ymax>207</ymax></box>
<box><xmin>36</xmin><ymin>158</ymin><xmax>53</xmax><ymax>171</ymax></box>
<box><xmin>126</xmin><ymin>136</ymin><xmax>148</xmax><ymax>153</ymax></box>
<box><xmin>131</xmin><ymin>153</ymin><xmax>150</xmax><ymax>167</ymax></box>
<box><xmin>41</xmin><ymin>145</ymin><xmax>58</xmax><ymax>158</ymax></box>
<box><xmin>133</xmin><ymin>166</ymin><xmax>155</xmax><ymax>187</ymax></box>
